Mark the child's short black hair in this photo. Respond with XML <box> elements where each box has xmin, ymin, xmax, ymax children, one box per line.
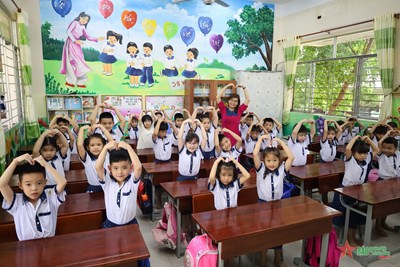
<box><xmin>99</xmin><ymin>112</ymin><xmax>114</xmax><ymax>122</ymax></box>
<box><xmin>216</xmin><ymin>160</ymin><xmax>238</xmax><ymax>182</ymax></box>
<box><xmin>261</xmin><ymin>147</ymin><xmax>281</xmax><ymax>164</ymax></box>
<box><xmin>388</xmin><ymin>121</ymin><xmax>398</xmax><ymax>128</ymax></box>
<box><xmin>337</xmin><ymin>120</ymin><xmax>345</xmax><ymax>125</ymax></box>
<box><xmin>143</xmin><ymin>42</ymin><xmax>153</xmax><ymax>50</ymax></box>
<box><xmin>246</xmin><ymin>114</ymin><xmax>254</xmax><ymax>120</ymax></box>
<box><xmin>185</xmin><ymin>132</ymin><xmax>199</xmax><ymax>143</ymax></box>
<box><xmin>163</xmin><ymin>44</ymin><xmax>173</xmax><ymax>52</ymax></box>
<box><xmin>351</xmin><ymin>140</ymin><xmax>370</xmax><ymax>154</ymax></box>
<box><xmin>174</xmin><ymin>113</ymin><xmax>183</xmax><ymax>120</ymax></box>
<box><xmin>84</xmin><ymin>133</ymin><xmax>106</xmax><ymax>157</ymax></box>
<box><xmin>41</xmin><ymin>136</ymin><xmax>59</xmax><ymax>151</ymax></box>
<box><xmin>251</xmin><ymin>125</ymin><xmax>261</xmax><ymax>133</ymax></box>
<box><xmin>109</xmin><ymin>148</ymin><xmax>131</xmax><ymax>164</ymax></box>
<box><xmin>293</xmin><ymin>124</ymin><xmax>308</xmax><ymax>134</ymax></box>
<box><xmin>382</xmin><ymin>137</ymin><xmax>398</xmax><ymax>148</ymax></box>
<box><xmin>0</xmin><ymin>95</ymin><xmax>4</xmax><ymax>100</ymax></box>
<box><xmin>218</xmin><ymin>133</ymin><xmax>228</xmax><ymax>143</ymax></box>
<box><xmin>18</xmin><ymin>162</ymin><xmax>46</xmax><ymax>182</ymax></box>
<box><xmin>263</xmin><ymin>118</ymin><xmax>274</xmax><ymax>124</ymax></box>
<box><xmin>126</xmin><ymin>42</ymin><xmax>139</xmax><ymax>54</ymax></box>
<box><xmin>217</xmin><ymin>112</ymin><xmax>222</xmax><ymax>120</ymax></box>
<box><xmin>327</xmin><ymin>126</ymin><xmax>337</xmax><ymax>133</ymax></box>
<box><xmin>199</xmin><ymin>113</ymin><xmax>210</xmax><ymax>122</ymax></box>
<box><xmin>373</xmin><ymin>125</ymin><xmax>388</xmax><ymax>135</ymax></box>
<box><xmin>348</xmin><ymin>117</ymin><xmax>357</xmax><ymax>122</ymax></box>
<box><xmin>56</xmin><ymin>117</ymin><xmax>69</xmax><ymax>125</ymax></box>
<box><xmin>131</xmin><ymin>116</ymin><xmax>138</xmax><ymax>122</ymax></box>
<box><xmin>141</xmin><ymin>114</ymin><xmax>153</xmax><ymax>124</ymax></box>
<box><xmin>155</xmin><ymin>121</ymin><xmax>168</xmax><ymax>131</ymax></box>
<box><xmin>155</xmin><ymin>111</ymin><xmax>163</xmax><ymax>117</ymax></box>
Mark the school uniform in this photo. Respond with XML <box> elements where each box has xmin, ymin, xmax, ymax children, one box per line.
<box><xmin>162</xmin><ymin>56</ymin><xmax>179</xmax><ymax>77</ymax></box>
<box><xmin>240</xmin><ymin>124</ymin><xmax>249</xmax><ymax>141</ymax></box>
<box><xmin>172</xmin><ymin>123</ymin><xmax>190</xmax><ymax>147</ymax></box>
<box><xmin>63</xmin><ymin>131</ymin><xmax>78</xmax><ymax>154</ymax></box>
<box><xmin>128</xmin><ymin>126</ymin><xmax>139</xmax><ymax>140</ymax></box>
<box><xmin>140</xmin><ymin>54</ymin><xmax>154</xmax><ymax>85</ymax></box>
<box><xmin>99</xmin><ymin>171</ymin><xmax>141</xmax><ymax>226</ymax></box>
<box><xmin>45</xmin><ymin>152</ymin><xmax>65</xmax><ymax>186</ymax></box>
<box><xmin>153</xmin><ymin>134</ymin><xmax>173</xmax><ymax>162</ymax></box>
<box><xmin>337</xmin><ymin>132</ymin><xmax>347</xmax><ymax>146</ymax></box>
<box><xmin>256</xmin><ymin>162</ymin><xmax>286</xmax><ymax>202</ymax></box>
<box><xmin>94</xmin><ymin>126</ymin><xmax>124</xmax><ymax>142</ymax></box>
<box><xmin>2</xmin><ymin>187</ymin><xmax>66</xmax><ymax>241</ymax></box>
<box><xmin>182</xmin><ymin>59</ymin><xmax>197</xmax><ymax>78</ymax></box>
<box><xmin>177</xmin><ymin>146</ymin><xmax>203</xmax><ymax>181</ymax></box>
<box><xmin>125</xmin><ymin>54</ymin><xmax>143</xmax><ymax>76</ymax></box>
<box><xmin>219</xmin><ymin>146</ymin><xmax>242</xmax><ymax>161</ymax></box>
<box><xmin>136</xmin><ymin>125</ymin><xmax>154</xmax><ymax>149</ymax></box>
<box><xmin>260</xmin><ymin>138</ymin><xmax>278</xmax><ymax>150</ymax></box>
<box><xmin>209</xmin><ymin>179</ymin><xmax>242</xmax><ymax>210</ymax></box>
<box><xmin>320</xmin><ymin>138</ymin><xmax>338</xmax><ymax>162</ymax></box>
<box><xmin>63</xmin><ymin>148</ymin><xmax>71</xmax><ymax>171</ymax></box>
<box><xmin>246</xmin><ymin>136</ymin><xmax>263</xmax><ymax>154</ymax></box>
<box><xmin>98</xmin><ymin>42</ymin><xmax>117</xmax><ymax>64</ymax></box>
<box><xmin>195</xmin><ymin>124</ymin><xmax>216</xmax><ymax>159</ymax></box>
<box><xmin>80</xmin><ymin>151</ymin><xmax>108</xmax><ymax>193</ymax></box>
<box><xmin>288</xmin><ymin>134</ymin><xmax>310</xmax><ymax>166</ymax></box>
<box><xmin>343</xmin><ymin>127</ymin><xmax>361</xmax><ymax>144</ymax></box>
<box><xmin>377</xmin><ymin>151</ymin><xmax>400</xmax><ymax>179</ymax></box>
<box><xmin>331</xmin><ymin>153</ymin><xmax>371</xmax><ymax>229</ymax></box>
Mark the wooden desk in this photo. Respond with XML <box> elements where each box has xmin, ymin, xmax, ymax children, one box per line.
<box><xmin>290</xmin><ymin>160</ymin><xmax>344</xmax><ymax>195</ymax></box>
<box><xmin>0</xmin><ymin>224</ymin><xmax>150</xmax><ymax>267</ymax></box>
<box><xmin>70</xmin><ymin>153</ymin><xmax>84</xmax><ymax>170</ymax></box>
<box><xmin>192</xmin><ymin>196</ymin><xmax>341</xmax><ymax>267</ymax></box>
<box><xmin>243</xmin><ymin>149</ymin><xmax>318</xmax><ymax>164</ymax></box>
<box><xmin>10</xmin><ymin>169</ymin><xmax>89</xmax><ymax>194</ymax></box>
<box><xmin>335</xmin><ymin>178</ymin><xmax>400</xmax><ymax>266</ymax></box>
<box><xmin>143</xmin><ymin>159</ymin><xmax>216</xmax><ymax>221</ymax></box>
<box><xmin>136</xmin><ymin>147</ymin><xmax>178</xmax><ymax>163</ymax></box>
<box><xmin>161</xmin><ymin>177</ymin><xmax>256</xmax><ymax>257</ymax></box>
<box><xmin>125</xmin><ymin>138</ymin><xmax>137</xmax><ymax>149</ymax></box>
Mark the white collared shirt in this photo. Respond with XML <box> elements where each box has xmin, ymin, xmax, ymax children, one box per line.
<box><xmin>2</xmin><ymin>187</ymin><xmax>66</xmax><ymax>241</ymax></box>
<box><xmin>178</xmin><ymin>146</ymin><xmax>203</xmax><ymax>176</ymax></box>
<box><xmin>288</xmin><ymin>134</ymin><xmax>310</xmax><ymax>166</ymax></box>
<box><xmin>377</xmin><ymin>151</ymin><xmax>400</xmax><ymax>179</ymax></box>
<box><xmin>209</xmin><ymin>179</ymin><xmax>242</xmax><ymax>210</ymax></box>
<box><xmin>195</xmin><ymin>124</ymin><xmax>216</xmax><ymax>153</ymax></box>
<box><xmin>320</xmin><ymin>138</ymin><xmax>338</xmax><ymax>162</ymax></box>
<box><xmin>219</xmin><ymin>146</ymin><xmax>242</xmax><ymax>161</ymax></box>
<box><xmin>153</xmin><ymin>134</ymin><xmax>173</xmax><ymax>161</ymax></box>
<box><xmin>99</xmin><ymin>171</ymin><xmax>140</xmax><ymax>225</ymax></box>
<box><xmin>164</xmin><ymin>56</ymin><xmax>178</xmax><ymax>69</ymax></box>
<box><xmin>45</xmin><ymin>152</ymin><xmax>65</xmax><ymax>186</ymax></box>
<box><xmin>142</xmin><ymin>54</ymin><xmax>153</xmax><ymax>67</ymax></box>
<box><xmin>342</xmin><ymin>153</ymin><xmax>372</xmax><ymax>186</ymax></box>
<box><xmin>256</xmin><ymin>162</ymin><xmax>286</xmax><ymax>201</ymax></box>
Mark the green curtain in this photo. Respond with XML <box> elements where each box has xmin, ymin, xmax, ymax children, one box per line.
<box><xmin>17</xmin><ymin>11</ymin><xmax>40</xmax><ymax>143</ymax></box>
<box><xmin>282</xmin><ymin>37</ymin><xmax>301</xmax><ymax>124</ymax></box>
<box><xmin>374</xmin><ymin>13</ymin><xmax>396</xmax><ymax>121</ymax></box>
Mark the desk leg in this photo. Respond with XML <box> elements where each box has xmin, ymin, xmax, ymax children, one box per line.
<box><xmin>149</xmin><ymin>174</ymin><xmax>155</xmax><ymax>221</ymax></box>
<box><xmin>176</xmin><ymin>198</ymin><xmax>182</xmax><ymax>258</ymax></box>
<box><xmin>319</xmin><ymin>232</ymin><xmax>329</xmax><ymax>267</ymax></box>
<box><xmin>340</xmin><ymin>195</ymin><xmax>350</xmax><ymax>247</ymax></box>
<box><xmin>361</xmin><ymin>205</ymin><xmax>373</xmax><ymax>267</ymax></box>
<box><xmin>218</xmin><ymin>242</ymin><xmax>224</xmax><ymax>267</ymax></box>
<box><xmin>300</xmin><ymin>180</ymin><xmax>305</xmax><ymax>196</ymax></box>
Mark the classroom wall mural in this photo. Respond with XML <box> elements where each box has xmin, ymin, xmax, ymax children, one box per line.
<box><xmin>40</xmin><ymin>0</ymin><xmax>274</xmax><ymax>96</ymax></box>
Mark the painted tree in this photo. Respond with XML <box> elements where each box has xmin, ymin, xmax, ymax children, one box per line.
<box><xmin>225</xmin><ymin>5</ymin><xmax>274</xmax><ymax>70</ymax></box>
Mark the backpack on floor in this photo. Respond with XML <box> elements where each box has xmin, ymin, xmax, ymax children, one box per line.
<box><xmin>184</xmin><ymin>233</ymin><xmax>218</xmax><ymax>267</ymax></box>
<box><xmin>137</xmin><ymin>179</ymin><xmax>153</xmax><ymax>215</ymax></box>
<box><xmin>303</xmin><ymin>227</ymin><xmax>341</xmax><ymax>267</ymax></box>
<box><xmin>151</xmin><ymin>202</ymin><xmax>185</xmax><ymax>250</ymax></box>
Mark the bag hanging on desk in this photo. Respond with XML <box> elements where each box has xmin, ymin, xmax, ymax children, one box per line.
<box><xmin>184</xmin><ymin>233</ymin><xmax>218</xmax><ymax>267</ymax></box>
<box><xmin>151</xmin><ymin>202</ymin><xmax>186</xmax><ymax>250</ymax></box>
<box><xmin>303</xmin><ymin>227</ymin><xmax>341</xmax><ymax>267</ymax></box>
<box><xmin>137</xmin><ymin>179</ymin><xmax>153</xmax><ymax>215</ymax></box>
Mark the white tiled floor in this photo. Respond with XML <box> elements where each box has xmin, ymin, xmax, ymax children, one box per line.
<box><xmin>136</xmin><ymin>204</ymin><xmax>400</xmax><ymax>267</ymax></box>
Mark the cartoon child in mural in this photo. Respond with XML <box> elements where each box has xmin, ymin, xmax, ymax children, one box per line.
<box><xmin>161</xmin><ymin>45</ymin><xmax>178</xmax><ymax>77</ymax></box>
<box><xmin>125</xmin><ymin>42</ymin><xmax>143</xmax><ymax>88</ymax></box>
<box><xmin>99</xmin><ymin>30</ymin><xmax>123</xmax><ymax>76</ymax></box>
<box><xmin>182</xmin><ymin>47</ymin><xmax>199</xmax><ymax>79</ymax></box>
<box><xmin>140</xmin><ymin>42</ymin><xmax>154</xmax><ymax>87</ymax></box>
<box><xmin>60</xmin><ymin>12</ymin><xmax>105</xmax><ymax>88</ymax></box>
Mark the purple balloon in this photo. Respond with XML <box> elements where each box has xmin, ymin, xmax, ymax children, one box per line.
<box><xmin>209</xmin><ymin>34</ymin><xmax>224</xmax><ymax>53</ymax></box>
<box><xmin>198</xmin><ymin>16</ymin><xmax>213</xmax><ymax>36</ymax></box>
<box><xmin>180</xmin><ymin>26</ymin><xmax>195</xmax><ymax>46</ymax></box>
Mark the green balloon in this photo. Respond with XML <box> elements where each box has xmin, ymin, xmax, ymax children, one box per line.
<box><xmin>163</xmin><ymin>22</ymin><xmax>178</xmax><ymax>41</ymax></box>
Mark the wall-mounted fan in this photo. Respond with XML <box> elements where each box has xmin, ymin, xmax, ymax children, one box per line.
<box><xmin>172</xmin><ymin>0</ymin><xmax>229</xmax><ymax>7</ymax></box>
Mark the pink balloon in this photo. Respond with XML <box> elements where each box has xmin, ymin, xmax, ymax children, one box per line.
<box><xmin>99</xmin><ymin>0</ymin><xmax>114</xmax><ymax>19</ymax></box>
<box><xmin>209</xmin><ymin>34</ymin><xmax>224</xmax><ymax>53</ymax></box>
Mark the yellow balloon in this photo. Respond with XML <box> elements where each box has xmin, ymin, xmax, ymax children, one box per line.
<box><xmin>142</xmin><ymin>19</ymin><xmax>157</xmax><ymax>37</ymax></box>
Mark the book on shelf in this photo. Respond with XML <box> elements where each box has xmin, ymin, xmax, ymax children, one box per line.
<box><xmin>82</xmin><ymin>96</ymin><xmax>96</xmax><ymax>107</ymax></box>
<box><xmin>70</xmin><ymin>111</ymin><xmax>83</xmax><ymax>123</ymax></box>
<box><xmin>47</xmin><ymin>97</ymin><xmax>64</xmax><ymax>109</ymax></box>
<box><xmin>83</xmin><ymin>112</ymin><xmax>92</xmax><ymax>123</ymax></box>
<box><xmin>64</xmin><ymin>97</ymin><xmax>82</xmax><ymax>109</ymax></box>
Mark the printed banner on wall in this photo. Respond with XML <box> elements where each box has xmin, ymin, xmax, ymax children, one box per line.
<box><xmin>41</xmin><ymin>0</ymin><xmax>274</xmax><ymax>96</ymax></box>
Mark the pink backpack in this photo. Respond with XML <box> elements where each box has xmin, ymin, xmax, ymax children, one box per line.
<box><xmin>184</xmin><ymin>234</ymin><xmax>218</xmax><ymax>267</ymax></box>
<box><xmin>152</xmin><ymin>202</ymin><xmax>186</xmax><ymax>250</ymax></box>
<box><xmin>303</xmin><ymin>228</ymin><xmax>341</xmax><ymax>267</ymax></box>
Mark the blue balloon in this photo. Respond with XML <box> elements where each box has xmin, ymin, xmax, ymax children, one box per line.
<box><xmin>52</xmin><ymin>0</ymin><xmax>72</xmax><ymax>18</ymax></box>
<box><xmin>198</xmin><ymin>16</ymin><xmax>213</xmax><ymax>36</ymax></box>
<box><xmin>180</xmin><ymin>26</ymin><xmax>195</xmax><ymax>46</ymax></box>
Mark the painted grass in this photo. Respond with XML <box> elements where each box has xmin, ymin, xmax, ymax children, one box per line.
<box><xmin>44</xmin><ymin>60</ymin><xmax>233</xmax><ymax>95</ymax></box>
